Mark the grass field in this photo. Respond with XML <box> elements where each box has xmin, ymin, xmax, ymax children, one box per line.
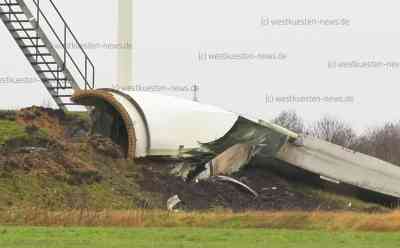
<box><xmin>1</xmin><ymin>110</ymin><xmax>400</xmax><ymax>247</ymax></box>
<box><xmin>3</xmin><ymin>209</ymin><xmax>400</xmax><ymax>232</ymax></box>
<box><xmin>0</xmin><ymin>227</ymin><xmax>399</xmax><ymax>248</ymax></box>
<box><xmin>0</xmin><ymin>120</ymin><xmax>28</xmax><ymax>145</ymax></box>
<box><xmin>1</xmin><ymin>210</ymin><xmax>400</xmax><ymax>248</ymax></box>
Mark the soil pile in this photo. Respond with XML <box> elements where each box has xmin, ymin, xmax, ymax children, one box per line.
<box><xmin>137</xmin><ymin>160</ymin><xmax>348</xmax><ymax>211</ymax></box>
<box><xmin>0</xmin><ymin>107</ymin><xmax>131</xmax><ymax>187</ymax></box>
<box><xmin>0</xmin><ymin>107</ymin><xmax>383</xmax><ymax>212</ymax></box>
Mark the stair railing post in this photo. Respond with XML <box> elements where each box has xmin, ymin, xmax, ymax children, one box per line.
<box><xmin>5</xmin><ymin>0</ymin><xmax>11</xmax><ymax>20</ymax></box>
<box><xmin>4</xmin><ymin>0</ymin><xmax>96</xmax><ymax>98</ymax></box>
<box><xmin>63</xmin><ymin>25</ymin><xmax>66</xmax><ymax>70</ymax></box>
<box><xmin>56</xmin><ymin>65</ymin><xmax>60</xmax><ymax>89</ymax></box>
<box><xmin>84</xmin><ymin>58</ymin><xmax>88</xmax><ymax>90</ymax></box>
<box><xmin>92</xmin><ymin>65</ymin><xmax>95</xmax><ymax>89</ymax></box>
<box><xmin>35</xmin><ymin>0</ymin><xmax>40</xmax><ymax>63</ymax></box>
<box><xmin>91</xmin><ymin>63</ymin><xmax>95</xmax><ymax>89</ymax></box>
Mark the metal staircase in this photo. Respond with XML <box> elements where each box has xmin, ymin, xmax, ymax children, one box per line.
<box><xmin>0</xmin><ymin>0</ymin><xmax>95</xmax><ymax>111</ymax></box>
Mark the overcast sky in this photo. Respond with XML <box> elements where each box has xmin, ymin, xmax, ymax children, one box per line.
<box><xmin>1</xmin><ymin>0</ymin><xmax>400</xmax><ymax>132</ymax></box>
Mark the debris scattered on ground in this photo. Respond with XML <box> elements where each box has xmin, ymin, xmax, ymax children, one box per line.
<box><xmin>0</xmin><ymin>106</ymin><xmax>387</xmax><ymax>212</ymax></box>
<box><xmin>216</xmin><ymin>176</ymin><xmax>259</xmax><ymax>198</ymax></box>
<box><xmin>88</xmin><ymin>135</ymin><xmax>124</xmax><ymax>159</ymax></box>
<box><xmin>167</xmin><ymin>195</ymin><xmax>182</xmax><ymax>211</ymax></box>
<box><xmin>15</xmin><ymin>146</ymin><xmax>48</xmax><ymax>153</ymax></box>
<box><xmin>136</xmin><ymin>160</ymin><xmax>357</xmax><ymax>211</ymax></box>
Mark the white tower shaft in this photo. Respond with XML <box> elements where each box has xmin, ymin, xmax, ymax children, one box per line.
<box><xmin>118</xmin><ymin>0</ymin><xmax>133</xmax><ymax>88</ymax></box>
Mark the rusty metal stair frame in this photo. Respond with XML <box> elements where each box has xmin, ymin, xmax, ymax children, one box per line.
<box><xmin>0</xmin><ymin>0</ymin><xmax>95</xmax><ymax>111</ymax></box>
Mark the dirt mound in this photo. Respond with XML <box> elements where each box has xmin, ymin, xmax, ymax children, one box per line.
<box><xmin>0</xmin><ymin>106</ymin><xmax>383</xmax><ymax>211</ymax></box>
<box><xmin>137</xmin><ymin>161</ymin><xmax>345</xmax><ymax>212</ymax></box>
<box><xmin>16</xmin><ymin>106</ymin><xmax>66</xmax><ymax>138</ymax></box>
<box><xmin>0</xmin><ymin>107</ymin><xmax>103</xmax><ymax>185</ymax></box>
<box><xmin>16</xmin><ymin>106</ymin><xmax>90</xmax><ymax>139</ymax></box>
<box><xmin>0</xmin><ymin>107</ymin><xmax>141</xmax><ymax>209</ymax></box>
<box><xmin>88</xmin><ymin>135</ymin><xmax>124</xmax><ymax>159</ymax></box>
<box><xmin>0</xmin><ymin>136</ymin><xmax>100</xmax><ymax>185</ymax></box>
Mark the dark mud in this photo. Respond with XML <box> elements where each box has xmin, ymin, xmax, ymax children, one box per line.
<box><xmin>137</xmin><ymin>161</ymin><xmax>344</xmax><ymax>212</ymax></box>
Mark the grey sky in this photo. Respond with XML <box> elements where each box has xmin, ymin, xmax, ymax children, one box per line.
<box><xmin>1</xmin><ymin>0</ymin><xmax>399</xmax><ymax>132</ymax></box>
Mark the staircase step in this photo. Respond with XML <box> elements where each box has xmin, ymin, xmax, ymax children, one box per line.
<box><xmin>0</xmin><ymin>12</ymin><xmax>24</xmax><ymax>15</ymax></box>
<box><xmin>26</xmin><ymin>53</ymin><xmax>52</xmax><ymax>57</ymax></box>
<box><xmin>2</xmin><ymin>0</ymin><xmax>95</xmax><ymax>111</ymax></box>
<box><xmin>4</xmin><ymin>20</ymin><xmax>30</xmax><ymax>23</ymax></box>
<box><xmin>59</xmin><ymin>103</ymin><xmax>76</xmax><ymax>106</ymax></box>
<box><xmin>0</xmin><ymin>3</ymin><xmax>20</xmax><ymax>6</ymax></box>
<box><xmin>37</xmin><ymin>70</ymin><xmax>63</xmax><ymax>73</ymax></box>
<box><xmin>47</xmin><ymin>86</ymin><xmax>73</xmax><ymax>90</ymax></box>
<box><xmin>31</xmin><ymin>61</ymin><xmax>58</xmax><ymax>65</ymax></box>
<box><xmin>53</xmin><ymin>95</ymin><xmax>72</xmax><ymax>98</ymax></box>
<box><xmin>16</xmin><ymin>37</ymin><xmax>40</xmax><ymax>40</ymax></box>
<box><xmin>21</xmin><ymin>45</ymin><xmax>47</xmax><ymax>48</ymax></box>
<box><xmin>42</xmin><ymin>78</ymin><xmax>68</xmax><ymax>82</ymax></box>
<box><xmin>9</xmin><ymin>28</ymin><xmax>36</xmax><ymax>32</ymax></box>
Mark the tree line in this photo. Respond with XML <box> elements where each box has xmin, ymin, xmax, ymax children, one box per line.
<box><xmin>273</xmin><ymin>110</ymin><xmax>400</xmax><ymax>166</ymax></box>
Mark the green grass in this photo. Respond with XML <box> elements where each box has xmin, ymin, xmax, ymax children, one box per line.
<box><xmin>0</xmin><ymin>120</ymin><xmax>49</xmax><ymax>146</ymax></box>
<box><xmin>0</xmin><ymin>120</ymin><xmax>28</xmax><ymax>145</ymax></box>
<box><xmin>0</xmin><ymin>169</ymin><xmax>140</xmax><ymax>210</ymax></box>
<box><xmin>0</xmin><ymin>227</ymin><xmax>399</xmax><ymax>248</ymax></box>
<box><xmin>65</xmin><ymin>111</ymin><xmax>90</xmax><ymax>123</ymax></box>
<box><xmin>0</xmin><ymin>118</ymin><xmax>145</xmax><ymax>210</ymax></box>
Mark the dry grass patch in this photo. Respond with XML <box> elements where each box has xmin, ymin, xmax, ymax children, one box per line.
<box><xmin>1</xmin><ymin>209</ymin><xmax>400</xmax><ymax>232</ymax></box>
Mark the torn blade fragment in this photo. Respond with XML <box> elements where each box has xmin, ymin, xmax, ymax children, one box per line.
<box><xmin>216</xmin><ymin>176</ymin><xmax>259</xmax><ymax>198</ymax></box>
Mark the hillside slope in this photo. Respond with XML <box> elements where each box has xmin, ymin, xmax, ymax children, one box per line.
<box><xmin>0</xmin><ymin>107</ymin><xmax>385</xmax><ymax>212</ymax></box>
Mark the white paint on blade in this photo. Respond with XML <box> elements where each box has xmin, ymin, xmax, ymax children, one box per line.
<box><xmin>112</xmin><ymin>92</ymin><xmax>149</xmax><ymax>157</ymax></box>
<box><xmin>277</xmin><ymin>136</ymin><xmax>400</xmax><ymax>198</ymax></box>
<box><xmin>320</xmin><ymin>176</ymin><xmax>340</xmax><ymax>184</ymax></box>
<box><xmin>120</xmin><ymin>91</ymin><xmax>239</xmax><ymax>150</ymax></box>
